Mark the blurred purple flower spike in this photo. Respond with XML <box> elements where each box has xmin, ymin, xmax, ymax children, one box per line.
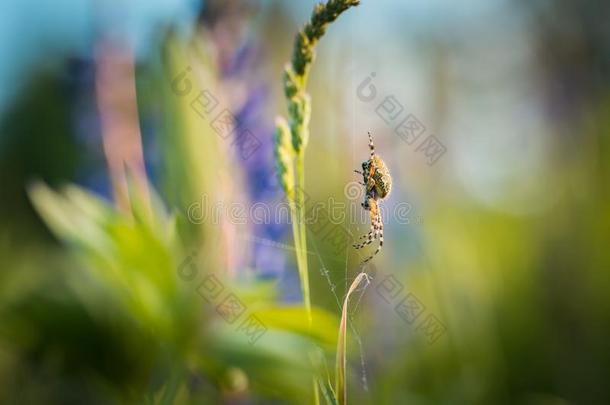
<box><xmin>220</xmin><ymin>38</ymin><xmax>292</xmax><ymax>280</ymax></box>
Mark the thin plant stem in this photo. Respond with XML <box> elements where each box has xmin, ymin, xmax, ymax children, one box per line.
<box><xmin>289</xmin><ymin>186</ymin><xmax>311</xmax><ymax>325</ymax></box>
<box><xmin>274</xmin><ymin>2</ymin><xmax>361</xmax><ymax>404</ymax></box>
<box><xmin>296</xmin><ymin>153</ymin><xmax>312</xmax><ymax>325</ymax></box>
<box><xmin>336</xmin><ymin>272</ymin><xmax>370</xmax><ymax>405</ymax></box>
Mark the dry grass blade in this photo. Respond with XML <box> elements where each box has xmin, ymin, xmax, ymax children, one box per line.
<box><xmin>335</xmin><ymin>272</ymin><xmax>370</xmax><ymax>404</ymax></box>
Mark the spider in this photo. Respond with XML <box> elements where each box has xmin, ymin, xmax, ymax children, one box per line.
<box><xmin>353</xmin><ymin>132</ymin><xmax>392</xmax><ymax>263</ymax></box>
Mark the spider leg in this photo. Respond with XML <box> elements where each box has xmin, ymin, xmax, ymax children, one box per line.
<box><xmin>354</xmin><ymin>170</ymin><xmax>368</xmax><ymax>186</ymax></box>
<box><xmin>355</xmin><ymin>220</ymin><xmax>376</xmax><ymax>243</ymax></box>
<box><xmin>353</xmin><ymin>207</ymin><xmax>377</xmax><ymax>247</ymax></box>
<box><xmin>358</xmin><ymin>199</ymin><xmax>374</xmax><ymax>236</ymax></box>
<box><xmin>362</xmin><ymin>208</ymin><xmax>384</xmax><ymax>263</ymax></box>
<box><xmin>353</xmin><ymin>199</ymin><xmax>379</xmax><ymax>249</ymax></box>
<box><xmin>368</xmin><ymin>132</ymin><xmax>375</xmax><ymax>158</ymax></box>
<box><xmin>352</xmin><ymin>220</ymin><xmax>378</xmax><ymax>249</ymax></box>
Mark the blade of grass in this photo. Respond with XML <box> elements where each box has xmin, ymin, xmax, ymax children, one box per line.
<box><xmin>276</xmin><ymin>0</ymin><xmax>361</xmax><ymax>324</ymax></box>
<box><xmin>275</xmin><ymin>2</ymin><xmax>362</xmax><ymax>403</ymax></box>
<box><xmin>335</xmin><ymin>272</ymin><xmax>369</xmax><ymax>405</ymax></box>
<box><xmin>296</xmin><ymin>153</ymin><xmax>311</xmax><ymax>325</ymax></box>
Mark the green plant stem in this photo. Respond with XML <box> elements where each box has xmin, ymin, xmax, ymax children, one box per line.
<box><xmin>313</xmin><ymin>379</ymin><xmax>321</xmax><ymax>405</ymax></box>
<box><xmin>282</xmin><ymin>1</ymin><xmax>360</xmax><ymax>325</ymax></box>
<box><xmin>277</xmin><ymin>2</ymin><xmax>361</xmax><ymax>403</ymax></box>
<box><xmin>296</xmin><ymin>153</ymin><xmax>312</xmax><ymax>326</ymax></box>
<box><xmin>288</xmin><ymin>185</ymin><xmax>311</xmax><ymax>325</ymax></box>
<box><xmin>336</xmin><ymin>272</ymin><xmax>369</xmax><ymax>405</ymax></box>
<box><xmin>296</xmin><ymin>168</ymin><xmax>316</xmax><ymax>405</ymax></box>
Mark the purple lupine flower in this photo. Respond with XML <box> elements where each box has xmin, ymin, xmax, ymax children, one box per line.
<box><xmin>209</xmin><ymin>18</ymin><xmax>297</xmax><ymax>297</ymax></box>
<box><xmin>226</xmin><ymin>44</ymin><xmax>292</xmax><ymax>280</ymax></box>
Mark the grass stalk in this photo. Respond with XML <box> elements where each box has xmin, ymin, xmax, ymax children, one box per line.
<box><xmin>296</xmin><ymin>152</ymin><xmax>311</xmax><ymax>324</ymax></box>
<box><xmin>276</xmin><ymin>0</ymin><xmax>361</xmax><ymax>324</ymax></box>
<box><xmin>274</xmin><ymin>2</ymin><xmax>361</xmax><ymax>403</ymax></box>
<box><xmin>335</xmin><ymin>272</ymin><xmax>369</xmax><ymax>405</ymax></box>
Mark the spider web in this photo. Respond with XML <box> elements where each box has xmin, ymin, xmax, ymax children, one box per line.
<box><xmin>295</xmin><ymin>23</ymin><xmax>375</xmax><ymax>395</ymax></box>
<box><xmin>307</xmin><ymin>227</ymin><xmax>371</xmax><ymax>393</ymax></box>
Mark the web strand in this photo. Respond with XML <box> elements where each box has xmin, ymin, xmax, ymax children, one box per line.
<box><xmin>307</xmin><ymin>228</ymin><xmax>370</xmax><ymax>392</ymax></box>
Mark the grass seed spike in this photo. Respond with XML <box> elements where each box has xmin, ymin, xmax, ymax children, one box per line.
<box><xmin>353</xmin><ymin>132</ymin><xmax>392</xmax><ymax>263</ymax></box>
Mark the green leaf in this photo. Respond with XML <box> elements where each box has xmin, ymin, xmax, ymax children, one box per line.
<box><xmin>253</xmin><ymin>305</ymin><xmax>339</xmax><ymax>348</ymax></box>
